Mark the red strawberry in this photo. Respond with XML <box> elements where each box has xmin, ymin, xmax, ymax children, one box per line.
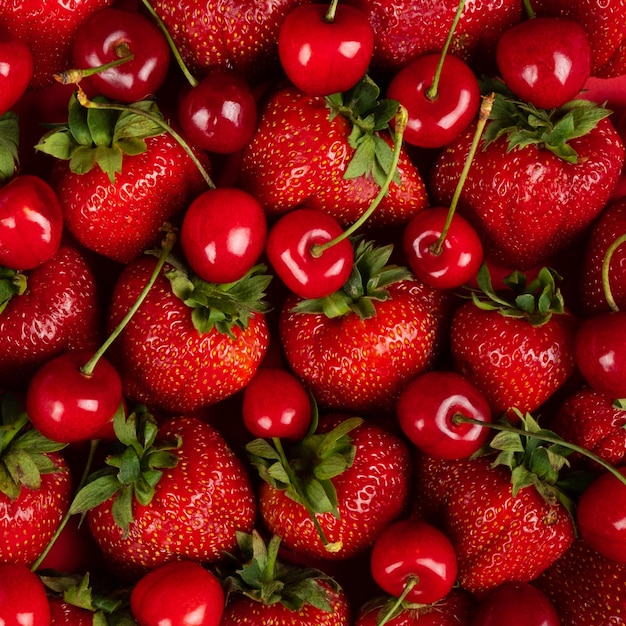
<box><xmin>37</xmin><ymin>93</ymin><xmax>210</xmax><ymax>264</ymax></box>
<box><xmin>535</xmin><ymin>538</ymin><xmax>626</xmax><ymax>623</ymax></box>
<box><xmin>449</xmin><ymin>266</ymin><xmax>577</xmax><ymax>418</ymax></box>
<box><xmin>430</xmin><ymin>91</ymin><xmax>625</xmax><ymax>270</ymax></box>
<box><xmin>249</xmin><ymin>412</ymin><xmax>412</xmax><ymax>561</ymax></box>
<box><xmin>279</xmin><ymin>240</ymin><xmax>453</xmax><ymax>416</ymax></box>
<box><xmin>0</xmin><ymin>244</ymin><xmax>100</xmax><ymax>390</ymax></box>
<box><xmin>0</xmin><ymin>392</ymin><xmax>72</xmax><ymax>567</ymax></box>
<box><xmin>49</xmin><ymin>599</ymin><xmax>94</xmax><ymax>626</ymax></box>
<box><xmin>106</xmin><ymin>255</ymin><xmax>270</xmax><ymax>413</ymax></box>
<box><xmin>237</xmin><ymin>78</ymin><xmax>428</xmax><ymax>228</ymax></box>
<box><xmin>74</xmin><ymin>410</ymin><xmax>256</xmax><ymax>578</ymax></box>
<box><xmin>412</xmin><ymin>413</ymin><xmax>576</xmax><ymax>594</ymax></box>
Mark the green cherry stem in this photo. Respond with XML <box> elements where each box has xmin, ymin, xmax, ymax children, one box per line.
<box><xmin>76</xmin><ymin>86</ymin><xmax>215</xmax><ymax>189</ymax></box>
<box><xmin>324</xmin><ymin>0</ymin><xmax>340</xmax><ymax>22</ymax></box>
<box><xmin>600</xmin><ymin>232</ymin><xmax>626</xmax><ymax>312</ymax></box>
<box><xmin>310</xmin><ymin>104</ymin><xmax>408</xmax><ymax>258</ymax></box>
<box><xmin>453</xmin><ymin>414</ymin><xmax>626</xmax><ymax>489</ymax></box>
<box><xmin>54</xmin><ymin>51</ymin><xmax>135</xmax><ymax>86</ymax></box>
<box><xmin>425</xmin><ymin>0</ymin><xmax>466</xmax><ymax>100</ymax></box>
<box><xmin>522</xmin><ymin>0</ymin><xmax>536</xmax><ymax>19</ymax></box>
<box><xmin>377</xmin><ymin>576</ymin><xmax>419</xmax><ymax>626</ymax></box>
<box><xmin>430</xmin><ymin>92</ymin><xmax>494</xmax><ymax>256</ymax></box>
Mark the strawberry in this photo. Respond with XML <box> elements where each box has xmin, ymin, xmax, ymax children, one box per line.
<box><xmin>0</xmin><ymin>392</ymin><xmax>72</xmax><ymax>567</ymax></box>
<box><xmin>0</xmin><ymin>244</ymin><xmax>100</xmax><ymax>390</ymax></box>
<box><xmin>449</xmin><ymin>266</ymin><xmax>577</xmax><ymax>418</ymax></box>
<box><xmin>412</xmin><ymin>412</ymin><xmax>577</xmax><ymax>594</ymax></box>
<box><xmin>248</xmin><ymin>412</ymin><xmax>412</xmax><ymax>561</ymax></box>
<box><xmin>237</xmin><ymin>78</ymin><xmax>428</xmax><ymax>228</ymax></box>
<box><xmin>36</xmin><ymin>93</ymin><xmax>210</xmax><ymax>264</ymax></box>
<box><xmin>218</xmin><ymin>531</ymin><xmax>351</xmax><ymax>625</ymax></box>
<box><xmin>72</xmin><ymin>409</ymin><xmax>256</xmax><ymax>578</ymax></box>
<box><xmin>535</xmin><ymin>538</ymin><xmax>626</xmax><ymax>623</ymax></box>
<box><xmin>430</xmin><ymin>89</ymin><xmax>625</xmax><ymax>270</ymax></box>
<box><xmin>106</xmin><ymin>254</ymin><xmax>270</xmax><ymax>414</ymax></box>
<box><xmin>279</xmin><ymin>240</ymin><xmax>453</xmax><ymax>415</ymax></box>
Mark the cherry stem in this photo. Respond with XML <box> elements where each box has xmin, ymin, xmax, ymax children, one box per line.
<box><xmin>54</xmin><ymin>52</ymin><xmax>135</xmax><ymax>85</ymax></box>
<box><xmin>426</xmin><ymin>0</ymin><xmax>466</xmax><ymax>100</ymax></box>
<box><xmin>601</xmin><ymin>232</ymin><xmax>626</xmax><ymax>312</ymax></box>
<box><xmin>522</xmin><ymin>0</ymin><xmax>536</xmax><ymax>19</ymax></box>
<box><xmin>76</xmin><ymin>86</ymin><xmax>215</xmax><ymax>188</ymax></box>
<box><xmin>310</xmin><ymin>104</ymin><xmax>409</xmax><ymax>258</ymax></box>
<box><xmin>31</xmin><ymin>438</ymin><xmax>100</xmax><ymax>572</ymax></box>
<box><xmin>324</xmin><ymin>0</ymin><xmax>340</xmax><ymax>22</ymax></box>
<box><xmin>140</xmin><ymin>0</ymin><xmax>199</xmax><ymax>88</ymax></box>
<box><xmin>430</xmin><ymin>92</ymin><xmax>494</xmax><ymax>256</ymax></box>
<box><xmin>80</xmin><ymin>226</ymin><xmax>177</xmax><ymax>378</ymax></box>
<box><xmin>376</xmin><ymin>576</ymin><xmax>419</xmax><ymax>626</ymax></box>
<box><xmin>453</xmin><ymin>414</ymin><xmax>626</xmax><ymax>489</ymax></box>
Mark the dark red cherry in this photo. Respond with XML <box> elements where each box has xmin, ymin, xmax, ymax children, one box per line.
<box><xmin>0</xmin><ymin>28</ymin><xmax>34</xmax><ymax>116</ymax></box>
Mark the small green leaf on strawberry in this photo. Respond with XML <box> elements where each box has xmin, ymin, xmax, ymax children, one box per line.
<box><xmin>0</xmin><ymin>112</ymin><xmax>19</xmax><ymax>182</ymax></box>
<box><xmin>0</xmin><ymin>267</ymin><xmax>26</xmax><ymax>314</ymax></box>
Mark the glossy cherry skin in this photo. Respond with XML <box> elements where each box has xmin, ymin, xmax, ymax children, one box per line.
<box><xmin>496</xmin><ymin>17</ymin><xmax>591</xmax><ymax>110</ymax></box>
<box><xmin>242</xmin><ymin>367</ymin><xmax>311</xmax><ymax>440</ymax></box>
<box><xmin>0</xmin><ymin>563</ymin><xmax>50</xmax><ymax>626</ymax></box>
<box><xmin>180</xmin><ymin>187</ymin><xmax>267</xmax><ymax>284</ymax></box>
<box><xmin>266</xmin><ymin>207</ymin><xmax>354</xmax><ymax>299</ymax></box>
<box><xmin>574</xmin><ymin>311</ymin><xmax>626</xmax><ymax>398</ymax></box>
<box><xmin>577</xmin><ymin>467</ymin><xmax>626</xmax><ymax>564</ymax></box>
<box><xmin>72</xmin><ymin>7</ymin><xmax>170</xmax><ymax>103</ymax></box>
<box><xmin>278</xmin><ymin>3</ymin><xmax>374</xmax><ymax>96</ymax></box>
<box><xmin>26</xmin><ymin>350</ymin><xmax>123</xmax><ymax>443</ymax></box>
<box><xmin>131</xmin><ymin>560</ymin><xmax>224</xmax><ymax>626</ymax></box>
<box><xmin>370</xmin><ymin>519</ymin><xmax>458</xmax><ymax>605</ymax></box>
<box><xmin>397</xmin><ymin>370</ymin><xmax>492</xmax><ymax>459</ymax></box>
<box><xmin>0</xmin><ymin>29</ymin><xmax>34</xmax><ymax>116</ymax></box>
<box><xmin>178</xmin><ymin>71</ymin><xmax>258</xmax><ymax>154</ymax></box>
<box><xmin>402</xmin><ymin>207</ymin><xmax>484</xmax><ymax>289</ymax></box>
<box><xmin>386</xmin><ymin>54</ymin><xmax>480</xmax><ymax>148</ymax></box>
<box><xmin>471</xmin><ymin>581</ymin><xmax>560</xmax><ymax>626</ymax></box>
<box><xmin>0</xmin><ymin>174</ymin><xmax>64</xmax><ymax>270</ymax></box>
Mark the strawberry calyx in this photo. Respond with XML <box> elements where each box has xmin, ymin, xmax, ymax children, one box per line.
<box><xmin>481</xmin><ymin>78</ymin><xmax>612</xmax><ymax>164</ymax></box>
<box><xmin>0</xmin><ymin>267</ymin><xmax>27</xmax><ymax>314</ymax></box>
<box><xmin>359</xmin><ymin>595</ymin><xmax>433</xmax><ymax>625</ymax></box>
<box><xmin>0</xmin><ymin>111</ymin><xmax>19</xmax><ymax>182</ymax></box>
<box><xmin>220</xmin><ymin>530</ymin><xmax>338</xmax><ymax>612</ymax></box>
<box><xmin>69</xmin><ymin>406</ymin><xmax>180</xmax><ymax>535</ymax></box>
<box><xmin>291</xmin><ymin>239</ymin><xmax>412</xmax><ymax>319</ymax></box>
<box><xmin>325</xmin><ymin>75</ymin><xmax>401</xmax><ymax>187</ymax></box>
<box><xmin>0</xmin><ymin>392</ymin><xmax>67</xmax><ymax>500</ymax></box>
<box><xmin>34</xmin><ymin>91</ymin><xmax>165</xmax><ymax>183</ymax></box>
<box><xmin>468</xmin><ymin>264</ymin><xmax>565</xmax><ymax>327</ymax></box>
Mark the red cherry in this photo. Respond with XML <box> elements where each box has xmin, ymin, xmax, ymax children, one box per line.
<box><xmin>26</xmin><ymin>350</ymin><xmax>123</xmax><ymax>443</ymax></box>
<box><xmin>397</xmin><ymin>370</ymin><xmax>492</xmax><ymax>459</ymax></box>
<box><xmin>577</xmin><ymin>467</ymin><xmax>626</xmax><ymax>564</ymax></box>
<box><xmin>242</xmin><ymin>367</ymin><xmax>312</xmax><ymax>440</ymax></box>
<box><xmin>402</xmin><ymin>207</ymin><xmax>483</xmax><ymax>289</ymax></box>
<box><xmin>386</xmin><ymin>53</ymin><xmax>480</xmax><ymax>148</ymax></box>
<box><xmin>177</xmin><ymin>71</ymin><xmax>258</xmax><ymax>154</ymax></box>
<box><xmin>180</xmin><ymin>187</ymin><xmax>267</xmax><ymax>284</ymax></box>
<box><xmin>278</xmin><ymin>2</ymin><xmax>374</xmax><ymax>96</ymax></box>
<box><xmin>266</xmin><ymin>207</ymin><xmax>354</xmax><ymax>299</ymax></box>
<box><xmin>496</xmin><ymin>17</ymin><xmax>591</xmax><ymax>110</ymax></box>
<box><xmin>0</xmin><ymin>29</ymin><xmax>33</xmax><ymax>116</ymax></box>
<box><xmin>370</xmin><ymin>519</ymin><xmax>457</xmax><ymax>605</ymax></box>
<box><xmin>71</xmin><ymin>7</ymin><xmax>170</xmax><ymax>103</ymax></box>
<box><xmin>0</xmin><ymin>174</ymin><xmax>64</xmax><ymax>271</ymax></box>
<box><xmin>0</xmin><ymin>564</ymin><xmax>50</xmax><ymax>626</ymax></box>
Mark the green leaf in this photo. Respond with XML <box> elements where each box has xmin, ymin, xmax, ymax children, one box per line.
<box><xmin>70</xmin><ymin>474</ymin><xmax>121</xmax><ymax>515</ymax></box>
<box><xmin>69</xmin><ymin>145</ymin><xmax>98</xmax><ymax>175</ymax></box>
<box><xmin>3</xmin><ymin>448</ymin><xmax>40</xmax><ymax>490</ymax></box>
<box><xmin>111</xmin><ymin>484</ymin><xmax>134</xmax><ymax>534</ymax></box>
<box><xmin>118</xmin><ymin>447</ymin><xmax>141</xmax><ymax>485</ymax></box>
<box><xmin>302</xmin><ymin>478</ymin><xmax>337</xmax><ymax>515</ymax></box>
<box><xmin>34</xmin><ymin>128</ymin><xmax>79</xmax><ymax>160</ymax></box>
<box><xmin>344</xmin><ymin>134</ymin><xmax>376</xmax><ymax>180</ymax></box>
<box><xmin>87</xmin><ymin>100</ymin><xmax>116</xmax><ymax>147</ymax></box>
<box><xmin>93</xmin><ymin>145</ymin><xmax>124</xmax><ymax>183</ymax></box>
<box><xmin>314</xmin><ymin>454</ymin><xmax>348</xmax><ymax>480</ymax></box>
<box><xmin>0</xmin><ymin>112</ymin><xmax>19</xmax><ymax>181</ymax></box>
<box><xmin>68</xmin><ymin>92</ymin><xmax>93</xmax><ymax>146</ymax></box>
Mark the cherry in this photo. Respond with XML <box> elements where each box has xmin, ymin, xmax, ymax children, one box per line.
<box><xmin>495</xmin><ymin>16</ymin><xmax>591</xmax><ymax>110</ymax></box>
<box><xmin>0</xmin><ymin>564</ymin><xmax>50</xmax><ymax>626</ymax></box>
<box><xmin>242</xmin><ymin>367</ymin><xmax>312</xmax><ymax>440</ymax></box>
<box><xmin>577</xmin><ymin>466</ymin><xmax>626</xmax><ymax>564</ymax></box>
<box><xmin>370</xmin><ymin>519</ymin><xmax>457</xmax><ymax>611</ymax></box>
<box><xmin>471</xmin><ymin>581</ymin><xmax>560</xmax><ymax>626</ymax></box>
<box><xmin>69</xmin><ymin>7</ymin><xmax>171</xmax><ymax>103</ymax></box>
<box><xmin>177</xmin><ymin>70</ymin><xmax>258</xmax><ymax>154</ymax></box>
<box><xmin>278</xmin><ymin>0</ymin><xmax>374</xmax><ymax>96</ymax></box>
<box><xmin>180</xmin><ymin>187</ymin><xmax>267</xmax><ymax>284</ymax></box>
<box><xmin>0</xmin><ymin>28</ymin><xmax>34</xmax><ymax>116</ymax></box>
<box><xmin>266</xmin><ymin>207</ymin><xmax>354</xmax><ymax>300</ymax></box>
<box><xmin>397</xmin><ymin>370</ymin><xmax>492</xmax><ymax>459</ymax></box>
<box><xmin>0</xmin><ymin>174</ymin><xmax>64</xmax><ymax>271</ymax></box>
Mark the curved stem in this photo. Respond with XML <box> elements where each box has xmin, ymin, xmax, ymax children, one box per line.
<box><xmin>54</xmin><ymin>53</ymin><xmax>135</xmax><ymax>85</ymax></box>
<box><xmin>377</xmin><ymin>576</ymin><xmax>419</xmax><ymax>626</ymax></box>
<box><xmin>601</xmin><ymin>232</ymin><xmax>626</xmax><ymax>312</ymax></box>
<box><xmin>426</xmin><ymin>0</ymin><xmax>466</xmax><ymax>100</ymax></box>
<box><xmin>324</xmin><ymin>0</ymin><xmax>340</xmax><ymax>22</ymax></box>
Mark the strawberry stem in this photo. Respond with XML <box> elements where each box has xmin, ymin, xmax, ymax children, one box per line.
<box><xmin>53</xmin><ymin>52</ymin><xmax>135</xmax><ymax>85</ymax></box>
<box><xmin>324</xmin><ymin>0</ymin><xmax>340</xmax><ymax>22</ymax></box>
<box><xmin>376</xmin><ymin>576</ymin><xmax>419</xmax><ymax>626</ymax></box>
<box><xmin>601</xmin><ymin>232</ymin><xmax>626</xmax><ymax>312</ymax></box>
